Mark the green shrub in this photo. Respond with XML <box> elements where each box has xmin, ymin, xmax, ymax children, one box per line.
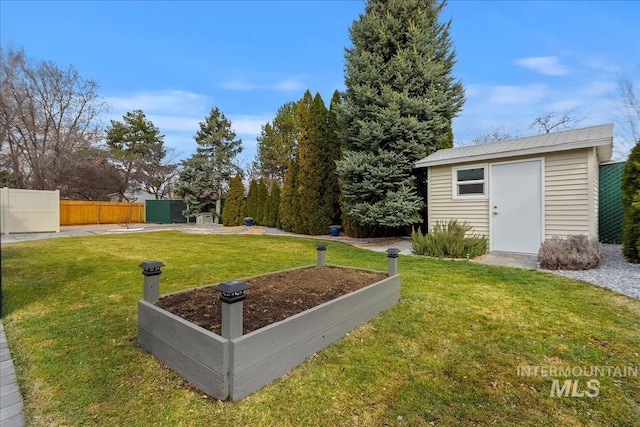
<box><xmin>621</xmin><ymin>140</ymin><xmax>640</xmax><ymax>263</ymax></box>
<box><xmin>538</xmin><ymin>235</ymin><xmax>602</xmax><ymax>270</ymax></box>
<box><xmin>412</xmin><ymin>219</ymin><xmax>487</xmax><ymax>259</ymax></box>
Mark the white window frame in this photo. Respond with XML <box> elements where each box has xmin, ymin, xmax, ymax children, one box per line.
<box><xmin>452</xmin><ymin>164</ymin><xmax>488</xmax><ymax>199</ymax></box>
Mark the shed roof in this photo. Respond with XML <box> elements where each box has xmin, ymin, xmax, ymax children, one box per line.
<box><xmin>415</xmin><ymin>123</ymin><xmax>613</xmax><ymax>168</ymax></box>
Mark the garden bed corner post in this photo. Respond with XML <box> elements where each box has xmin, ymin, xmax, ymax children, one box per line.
<box><xmin>386</xmin><ymin>248</ymin><xmax>400</xmax><ymax>276</ymax></box>
<box><xmin>316</xmin><ymin>242</ymin><xmax>327</xmax><ymax>266</ymax></box>
<box><xmin>139</xmin><ymin>261</ymin><xmax>165</xmax><ymax>303</ymax></box>
<box><xmin>215</xmin><ymin>280</ymin><xmax>251</xmax><ymax>340</ymax></box>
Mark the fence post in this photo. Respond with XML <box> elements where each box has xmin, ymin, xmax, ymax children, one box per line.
<box><xmin>315</xmin><ymin>242</ymin><xmax>327</xmax><ymax>266</ymax></box>
<box><xmin>215</xmin><ymin>280</ymin><xmax>250</xmax><ymax>340</ymax></box>
<box><xmin>386</xmin><ymin>248</ymin><xmax>400</xmax><ymax>276</ymax></box>
<box><xmin>139</xmin><ymin>261</ymin><xmax>165</xmax><ymax>303</ymax></box>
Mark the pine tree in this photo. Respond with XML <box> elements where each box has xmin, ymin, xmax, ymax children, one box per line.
<box><xmin>621</xmin><ymin>140</ymin><xmax>640</xmax><ymax>262</ymax></box>
<box><xmin>175</xmin><ymin>107</ymin><xmax>242</xmax><ymax>221</ymax></box>
<box><xmin>336</xmin><ymin>0</ymin><xmax>464</xmax><ymax>236</ymax></box>
<box><xmin>222</xmin><ymin>173</ymin><xmax>245</xmax><ymax>226</ymax></box>
<box><xmin>254</xmin><ymin>102</ymin><xmax>300</xmax><ymax>182</ymax></box>
<box><xmin>106</xmin><ymin>110</ymin><xmax>166</xmax><ymax>201</ymax></box>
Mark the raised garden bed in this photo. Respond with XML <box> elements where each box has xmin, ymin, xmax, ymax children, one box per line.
<box><xmin>137</xmin><ymin>250</ymin><xmax>401</xmax><ymax>401</ymax></box>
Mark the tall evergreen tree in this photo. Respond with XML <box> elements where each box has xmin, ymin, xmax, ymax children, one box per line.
<box><xmin>266</xmin><ymin>181</ymin><xmax>281</xmax><ymax>227</ymax></box>
<box><xmin>296</xmin><ymin>93</ymin><xmax>338</xmax><ymax>234</ymax></box>
<box><xmin>254</xmin><ymin>102</ymin><xmax>300</xmax><ymax>182</ymax></box>
<box><xmin>256</xmin><ymin>178</ymin><xmax>269</xmax><ymax>225</ymax></box>
<box><xmin>106</xmin><ymin>110</ymin><xmax>166</xmax><ymax>201</ymax></box>
<box><xmin>222</xmin><ymin>173</ymin><xmax>245</xmax><ymax>226</ymax></box>
<box><xmin>175</xmin><ymin>107</ymin><xmax>242</xmax><ymax>222</ymax></box>
<box><xmin>336</xmin><ymin>0</ymin><xmax>464</xmax><ymax>236</ymax></box>
<box><xmin>279</xmin><ymin>155</ymin><xmax>298</xmax><ymax>232</ymax></box>
<box><xmin>291</xmin><ymin>90</ymin><xmax>313</xmax><ymax>233</ymax></box>
<box><xmin>245</xmin><ymin>179</ymin><xmax>259</xmax><ymax>221</ymax></box>
<box><xmin>326</xmin><ymin>90</ymin><xmax>344</xmax><ymax>225</ymax></box>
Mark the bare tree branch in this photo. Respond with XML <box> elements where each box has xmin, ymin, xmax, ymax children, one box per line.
<box><xmin>0</xmin><ymin>47</ymin><xmax>108</xmax><ymax>190</ymax></box>
<box><xmin>529</xmin><ymin>109</ymin><xmax>584</xmax><ymax>134</ymax></box>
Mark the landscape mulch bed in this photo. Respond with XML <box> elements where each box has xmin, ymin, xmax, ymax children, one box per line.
<box><xmin>155</xmin><ymin>265</ymin><xmax>388</xmax><ymax>335</ymax></box>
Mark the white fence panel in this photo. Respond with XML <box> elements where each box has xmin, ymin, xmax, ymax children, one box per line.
<box><xmin>1</xmin><ymin>188</ymin><xmax>60</xmax><ymax>235</ymax></box>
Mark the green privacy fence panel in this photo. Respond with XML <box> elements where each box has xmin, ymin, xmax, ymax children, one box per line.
<box><xmin>599</xmin><ymin>162</ymin><xmax>625</xmax><ymax>244</ymax></box>
<box><xmin>145</xmin><ymin>200</ymin><xmax>188</xmax><ymax>224</ymax></box>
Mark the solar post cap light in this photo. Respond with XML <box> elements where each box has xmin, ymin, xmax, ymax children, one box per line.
<box><xmin>315</xmin><ymin>242</ymin><xmax>328</xmax><ymax>266</ymax></box>
<box><xmin>386</xmin><ymin>248</ymin><xmax>401</xmax><ymax>276</ymax></box>
<box><xmin>139</xmin><ymin>261</ymin><xmax>165</xmax><ymax>303</ymax></box>
<box><xmin>215</xmin><ymin>280</ymin><xmax>251</xmax><ymax>340</ymax></box>
<box><xmin>215</xmin><ymin>280</ymin><xmax>251</xmax><ymax>304</ymax></box>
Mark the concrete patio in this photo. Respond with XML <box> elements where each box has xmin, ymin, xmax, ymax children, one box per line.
<box><xmin>476</xmin><ymin>251</ymin><xmax>539</xmax><ymax>269</ymax></box>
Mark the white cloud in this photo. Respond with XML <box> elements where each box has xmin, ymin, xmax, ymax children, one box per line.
<box><xmin>146</xmin><ymin>114</ymin><xmax>201</xmax><ymax>133</ymax></box>
<box><xmin>273</xmin><ymin>78</ymin><xmax>306</xmax><ymax>91</ymax></box>
<box><xmin>220</xmin><ymin>80</ymin><xmax>259</xmax><ymax>91</ymax></box>
<box><xmin>488</xmin><ymin>84</ymin><xmax>548</xmax><ymax>105</ymax></box>
<box><xmin>229</xmin><ymin>115</ymin><xmax>269</xmax><ymax>136</ymax></box>
<box><xmin>581</xmin><ymin>58</ymin><xmax>620</xmax><ymax>74</ymax></box>
<box><xmin>106</xmin><ymin>90</ymin><xmax>211</xmax><ymax>116</ymax></box>
<box><xmin>578</xmin><ymin>80</ymin><xmax>617</xmax><ymax>98</ymax></box>
<box><xmin>463</xmin><ymin>84</ymin><xmax>482</xmax><ymax>98</ymax></box>
<box><xmin>514</xmin><ymin>56</ymin><xmax>569</xmax><ymax>76</ymax></box>
<box><xmin>221</xmin><ymin>76</ymin><xmax>307</xmax><ymax>92</ymax></box>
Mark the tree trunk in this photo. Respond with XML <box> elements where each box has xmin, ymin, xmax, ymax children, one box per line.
<box><xmin>214</xmin><ymin>187</ymin><xmax>222</xmax><ymax>224</ymax></box>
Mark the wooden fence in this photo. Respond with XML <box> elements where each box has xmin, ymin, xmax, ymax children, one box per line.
<box><xmin>60</xmin><ymin>200</ymin><xmax>145</xmax><ymax>225</ymax></box>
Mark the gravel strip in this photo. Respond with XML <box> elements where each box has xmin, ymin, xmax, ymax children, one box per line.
<box><xmin>542</xmin><ymin>244</ymin><xmax>640</xmax><ymax>299</ymax></box>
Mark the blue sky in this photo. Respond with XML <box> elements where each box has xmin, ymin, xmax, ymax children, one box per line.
<box><xmin>2</xmin><ymin>0</ymin><xmax>639</xmax><ymax>166</ymax></box>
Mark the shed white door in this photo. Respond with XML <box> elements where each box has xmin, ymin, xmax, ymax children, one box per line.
<box><xmin>490</xmin><ymin>160</ymin><xmax>543</xmax><ymax>254</ymax></box>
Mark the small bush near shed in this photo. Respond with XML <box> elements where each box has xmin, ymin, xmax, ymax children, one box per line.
<box><xmin>621</xmin><ymin>139</ymin><xmax>640</xmax><ymax>263</ymax></box>
<box><xmin>412</xmin><ymin>219</ymin><xmax>487</xmax><ymax>259</ymax></box>
<box><xmin>538</xmin><ymin>235</ymin><xmax>602</xmax><ymax>270</ymax></box>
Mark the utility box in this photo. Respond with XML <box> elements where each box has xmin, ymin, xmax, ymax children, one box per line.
<box><xmin>196</xmin><ymin>212</ymin><xmax>213</xmax><ymax>225</ymax></box>
<box><xmin>145</xmin><ymin>200</ymin><xmax>188</xmax><ymax>224</ymax></box>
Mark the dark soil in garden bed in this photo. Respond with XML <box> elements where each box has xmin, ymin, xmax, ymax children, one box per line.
<box><xmin>155</xmin><ymin>265</ymin><xmax>388</xmax><ymax>335</ymax></box>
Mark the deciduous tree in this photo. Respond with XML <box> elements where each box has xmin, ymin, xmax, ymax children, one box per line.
<box><xmin>0</xmin><ymin>47</ymin><xmax>108</xmax><ymax>190</ymax></box>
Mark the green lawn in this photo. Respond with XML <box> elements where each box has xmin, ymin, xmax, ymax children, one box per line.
<box><xmin>2</xmin><ymin>232</ymin><xmax>639</xmax><ymax>426</ymax></box>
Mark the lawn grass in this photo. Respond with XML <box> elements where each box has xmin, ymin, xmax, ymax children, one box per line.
<box><xmin>2</xmin><ymin>231</ymin><xmax>639</xmax><ymax>426</ymax></box>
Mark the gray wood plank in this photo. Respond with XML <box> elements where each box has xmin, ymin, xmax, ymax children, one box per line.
<box><xmin>138</xmin><ymin>300</ymin><xmax>227</xmax><ymax>369</ymax></box>
<box><xmin>138</xmin><ymin>326</ymin><xmax>229</xmax><ymax>400</ymax></box>
<box><xmin>230</xmin><ymin>286</ymin><xmax>400</xmax><ymax>400</ymax></box>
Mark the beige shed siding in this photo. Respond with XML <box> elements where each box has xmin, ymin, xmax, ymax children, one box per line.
<box><xmin>544</xmin><ymin>149</ymin><xmax>591</xmax><ymax>239</ymax></box>
<box><xmin>426</xmin><ymin>148</ymin><xmax>598</xmax><ymax>244</ymax></box>
<box><xmin>427</xmin><ymin>165</ymin><xmax>489</xmax><ymax>236</ymax></box>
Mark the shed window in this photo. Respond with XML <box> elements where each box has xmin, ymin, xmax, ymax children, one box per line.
<box><xmin>453</xmin><ymin>166</ymin><xmax>486</xmax><ymax>198</ymax></box>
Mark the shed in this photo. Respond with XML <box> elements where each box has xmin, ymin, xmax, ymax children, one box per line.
<box><xmin>414</xmin><ymin>124</ymin><xmax>613</xmax><ymax>254</ymax></box>
<box><xmin>145</xmin><ymin>199</ymin><xmax>188</xmax><ymax>224</ymax></box>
